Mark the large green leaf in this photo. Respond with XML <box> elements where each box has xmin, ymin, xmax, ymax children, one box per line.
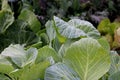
<box><xmin>54</xmin><ymin>16</ymin><xmax>86</xmax><ymax>38</ymax></box>
<box><xmin>0</xmin><ymin>55</ymin><xmax>14</xmax><ymax>74</ymax></box>
<box><xmin>54</xmin><ymin>16</ymin><xmax>100</xmax><ymax>39</ymax></box>
<box><xmin>68</xmin><ymin>19</ymin><xmax>100</xmax><ymax>38</ymax></box>
<box><xmin>45</xmin><ymin>63</ymin><xmax>80</xmax><ymax>80</ymax></box>
<box><xmin>64</xmin><ymin>38</ymin><xmax>110</xmax><ymax>80</ymax></box>
<box><xmin>44</xmin><ymin>38</ymin><xmax>110</xmax><ymax>80</ymax></box>
<box><xmin>36</xmin><ymin>46</ymin><xmax>60</xmax><ymax>63</ymax></box>
<box><xmin>18</xmin><ymin>9</ymin><xmax>41</xmax><ymax>33</ymax></box>
<box><xmin>1</xmin><ymin>44</ymin><xmax>38</xmax><ymax>68</ymax></box>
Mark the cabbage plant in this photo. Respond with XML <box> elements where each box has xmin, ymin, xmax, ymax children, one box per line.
<box><xmin>45</xmin><ymin>38</ymin><xmax>111</xmax><ymax>80</ymax></box>
<box><xmin>0</xmin><ymin>1</ymin><xmax>120</xmax><ymax>79</ymax></box>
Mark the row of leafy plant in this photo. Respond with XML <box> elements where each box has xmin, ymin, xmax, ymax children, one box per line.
<box><xmin>0</xmin><ymin>0</ymin><xmax>120</xmax><ymax>80</ymax></box>
<box><xmin>7</xmin><ymin>0</ymin><xmax>120</xmax><ymax>26</ymax></box>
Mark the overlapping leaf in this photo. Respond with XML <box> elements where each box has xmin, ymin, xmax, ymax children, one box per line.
<box><xmin>7</xmin><ymin>20</ymin><xmax>39</xmax><ymax>45</ymax></box>
<box><xmin>108</xmin><ymin>71</ymin><xmax>120</xmax><ymax>80</ymax></box>
<box><xmin>45</xmin><ymin>63</ymin><xmax>80</xmax><ymax>80</ymax></box>
<box><xmin>36</xmin><ymin>46</ymin><xmax>60</xmax><ymax>63</ymax></box>
<box><xmin>9</xmin><ymin>60</ymin><xmax>50</xmax><ymax>80</ymax></box>
<box><xmin>58</xmin><ymin>39</ymin><xmax>75</xmax><ymax>58</ymax></box>
<box><xmin>64</xmin><ymin>38</ymin><xmax>110</xmax><ymax>80</ymax></box>
<box><xmin>1</xmin><ymin>44</ymin><xmax>38</xmax><ymax>68</ymax></box>
<box><xmin>54</xmin><ymin>16</ymin><xmax>86</xmax><ymax>38</ymax></box>
<box><xmin>0</xmin><ymin>74</ymin><xmax>11</xmax><ymax>80</ymax></box>
<box><xmin>45</xmin><ymin>38</ymin><xmax>110</xmax><ymax>80</ymax></box>
<box><xmin>109</xmin><ymin>51</ymin><xmax>120</xmax><ymax>75</ymax></box>
<box><xmin>0</xmin><ymin>55</ymin><xmax>14</xmax><ymax>74</ymax></box>
<box><xmin>18</xmin><ymin>9</ymin><xmax>41</xmax><ymax>33</ymax></box>
<box><xmin>63</xmin><ymin>38</ymin><xmax>110</xmax><ymax>80</ymax></box>
<box><xmin>0</xmin><ymin>0</ymin><xmax>14</xmax><ymax>33</ymax></box>
<box><xmin>45</xmin><ymin>20</ymin><xmax>56</xmax><ymax>46</ymax></box>
<box><xmin>54</xmin><ymin>16</ymin><xmax>100</xmax><ymax>39</ymax></box>
<box><xmin>68</xmin><ymin>19</ymin><xmax>100</xmax><ymax>38</ymax></box>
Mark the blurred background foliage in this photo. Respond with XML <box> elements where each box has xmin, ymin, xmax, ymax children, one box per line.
<box><xmin>7</xmin><ymin>0</ymin><xmax>120</xmax><ymax>26</ymax></box>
